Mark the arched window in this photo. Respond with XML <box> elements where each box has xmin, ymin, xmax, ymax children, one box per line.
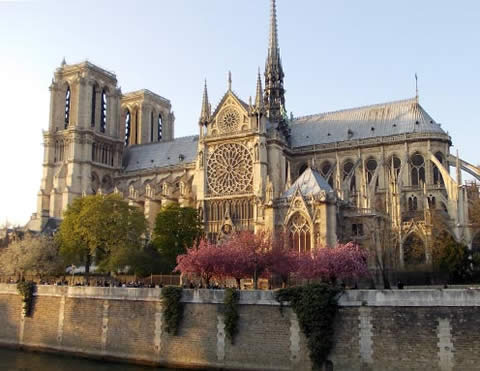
<box><xmin>124</xmin><ymin>110</ymin><xmax>131</xmax><ymax>146</ymax></box>
<box><xmin>403</xmin><ymin>233</ymin><xmax>426</xmax><ymax>266</ymax></box>
<box><xmin>410</xmin><ymin>153</ymin><xmax>425</xmax><ymax>186</ymax></box>
<box><xmin>343</xmin><ymin>160</ymin><xmax>356</xmax><ymax>192</ymax></box>
<box><xmin>320</xmin><ymin>161</ymin><xmax>334</xmax><ymax>188</ymax></box>
<box><xmin>366</xmin><ymin>157</ymin><xmax>378</xmax><ymax>185</ymax></box>
<box><xmin>433</xmin><ymin>152</ymin><xmax>445</xmax><ymax>185</ymax></box>
<box><xmin>288</xmin><ymin>213</ymin><xmax>311</xmax><ymax>253</ymax></box>
<box><xmin>158</xmin><ymin>114</ymin><xmax>163</xmax><ymax>141</ymax></box>
<box><xmin>64</xmin><ymin>86</ymin><xmax>71</xmax><ymax>129</ymax></box>
<box><xmin>408</xmin><ymin>196</ymin><xmax>418</xmax><ymax>211</ymax></box>
<box><xmin>150</xmin><ymin>111</ymin><xmax>154</xmax><ymax>142</ymax></box>
<box><xmin>134</xmin><ymin>109</ymin><xmax>139</xmax><ymax>144</ymax></box>
<box><xmin>91</xmin><ymin>85</ymin><xmax>96</xmax><ymax>128</ymax></box>
<box><xmin>100</xmin><ymin>90</ymin><xmax>107</xmax><ymax>133</ymax></box>
<box><xmin>92</xmin><ymin>142</ymin><xmax>96</xmax><ymax>162</ymax></box>
<box><xmin>388</xmin><ymin>155</ymin><xmax>402</xmax><ymax>178</ymax></box>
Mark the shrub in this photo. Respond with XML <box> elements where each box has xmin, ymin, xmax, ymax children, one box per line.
<box><xmin>17</xmin><ymin>281</ymin><xmax>35</xmax><ymax>317</ymax></box>
<box><xmin>276</xmin><ymin>284</ymin><xmax>342</xmax><ymax>370</ymax></box>
<box><xmin>161</xmin><ymin>286</ymin><xmax>184</xmax><ymax>335</ymax></box>
<box><xmin>223</xmin><ymin>288</ymin><xmax>240</xmax><ymax>344</ymax></box>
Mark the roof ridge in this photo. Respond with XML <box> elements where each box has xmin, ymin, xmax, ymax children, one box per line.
<box><xmin>126</xmin><ymin>135</ymin><xmax>199</xmax><ymax>150</ymax></box>
<box><xmin>293</xmin><ymin>97</ymin><xmax>418</xmax><ymax>123</ymax></box>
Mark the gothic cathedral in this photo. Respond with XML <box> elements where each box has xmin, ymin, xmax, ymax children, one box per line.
<box><xmin>28</xmin><ymin>0</ymin><xmax>480</xmax><ymax>271</ymax></box>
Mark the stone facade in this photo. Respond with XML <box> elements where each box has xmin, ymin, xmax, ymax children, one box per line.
<box><xmin>1</xmin><ymin>284</ymin><xmax>480</xmax><ymax>370</ymax></box>
<box><xmin>27</xmin><ymin>0</ymin><xmax>480</xmax><ymax>271</ymax></box>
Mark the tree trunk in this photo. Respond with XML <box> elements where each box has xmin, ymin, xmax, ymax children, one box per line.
<box><xmin>382</xmin><ymin>269</ymin><xmax>391</xmax><ymax>289</ymax></box>
<box><xmin>85</xmin><ymin>254</ymin><xmax>91</xmax><ymax>284</ymax></box>
<box><xmin>253</xmin><ymin>269</ymin><xmax>258</xmax><ymax>290</ymax></box>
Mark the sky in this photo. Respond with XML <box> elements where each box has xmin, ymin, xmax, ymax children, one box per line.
<box><xmin>0</xmin><ymin>0</ymin><xmax>479</xmax><ymax>226</ymax></box>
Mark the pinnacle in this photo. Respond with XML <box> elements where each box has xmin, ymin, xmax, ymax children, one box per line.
<box><xmin>199</xmin><ymin>79</ymin><xmax>210</xmax><ymax>123</ymax></box>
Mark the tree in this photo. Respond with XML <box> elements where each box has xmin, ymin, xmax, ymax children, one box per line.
<box><xmin>264</xmin><ymin>233</ymin><xmax>299</xmax><ymax>288</ymax></box>
<box><xmin>296</xmin><ymin>243</ymin><xmax>369</xmax><ymax>284</ymax></box>
<box><xmin>222</xmin><ymin>231</ymin><xmax>271</xmax><ymax>289</ymax></box>
<box><xmin>175</xmin><ymin>238</ymin><xmax>221</xmax><ymax>286</ymax></box>
<box><xmin>152</xmin><ymin>204</ymin><xmax>203</xmax><ymax>273</ymax></box>
<box><xmin>0</xmin><ymin>235</ymin><xmax>64</xmax><ymax>279</ymax></box>
<box><xmin>56</xmin><ymin>194</ymin><xmax>147</xmax><ymax>276</ymax></box>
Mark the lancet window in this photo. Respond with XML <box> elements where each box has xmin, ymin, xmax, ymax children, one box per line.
<box><xmin>124</xmin><ymin>110</ymin><xmax>131</xmax><ymax>146</ymax></box>
<box><xmin>92</xmin><ymin>141</ymin><xmax>114</xmax><ymax>166</ymax></box>
<box><xmin>91</xmin><ymin>85</ymin><xmax>96</xmax><ymax>128</ymax></box>
<box><xmin>158</xmin><ymin>114</ymin><xmax>163</xmax><ymax>141</ymax></box>
<box><xmin>150</xmin><ymin>111</ymin><xmax>154</xmax><ymax>142</ymax></box>
<box><xmin>320</xmin><ymin>161</ymin><xmax>334</xmax><ymax>188</ymax></box>
<box><xmin>288</xmin><ymin>213</ymin><xmax>311</xmax><ymax>253</ymax></box>
<box><xmin>388</xmin><ymin>155</ymin><xmax>402</xmax><ymax>178</ymax></box>
<box><xmin>100</xmin><ymin>90</ymin><xmax>107</xmax><ymax>133</ymax></box>
<box><xmin>410</xmin><ymin>153</ymin><xmax>425</xmax><ymax>186</ymax></box>
<box><xmin>54</xmin><ymin>140</ymin><xmax>65</xmax><ymax>162</ymax></box>
<box><xmin>343</xmin><ymin>160</ymin><xmax>356</xmax><ymax>192</ymax></box>
<box><xmin>64</xmin><ymin>86</ymin><xmax>71</xmax><ymax>128</ymax></box>
<box><xmin>366</xmin><ymin>158</ymin><xmax>378</xmax><ymax>185</ymax></box>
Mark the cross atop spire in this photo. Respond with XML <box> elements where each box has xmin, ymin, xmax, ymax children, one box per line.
<box><xmin>264</xmin><ymin>0</ymin><xmax>289</xmax><ymax>138</ymax></box>
<box><xmin>268</xmin><ymin>0</ymin><xmax>279</xmax><ymax>59</ymax></box>
<box><xmin>199</xmin><ymin>79</ymin><xmax>210</xmax><ymax>125</ymax></box>
<box><xmin>228</xmin><ymin>70</ymin><xmax>232</xmax><ymax>91</ymax></box>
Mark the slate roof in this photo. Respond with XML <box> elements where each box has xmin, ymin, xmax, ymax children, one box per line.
<box><xmin>283</xmin><ymin>167</ymin><xmax>333</xmax><ymax>198</ymax></box>
<box><xmin>290</xmin><ymin>98</ymin><xmax>447</xmax><ymax>148</ymax></box>
<box><xmin>123</xmin><ymin>135</ymin><xmax>198</xmax><ymax>172</ymax></box>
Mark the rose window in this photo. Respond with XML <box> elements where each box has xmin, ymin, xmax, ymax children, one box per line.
<box><xmin>207</xmin><ymin>143</ymin><xmax>253</xmax><ymax>195</ymax></box>
<box><xmin>219</xmin><ymin>108</ymin><xmax>240</xmax><ymax>133</ymax></box>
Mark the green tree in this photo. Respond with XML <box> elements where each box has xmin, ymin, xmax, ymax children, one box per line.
<box><xmin>0</xmin><ymin>235</ymin><xmax>64</xmax><ymax>279</ymax></box>
<box><xmin>56</xmin><ymin>194</ymin><xmax>147</xmax><ymax>275</ymax></box>
<box><xmin>432</xmin><ymin>231</ymin><xmax>472</xmax><ymax>284</ymax></box>
<box><xmin>152</xmin><ymin>204</ymin><xmax>202</xmax><ymax>273</ymax></box>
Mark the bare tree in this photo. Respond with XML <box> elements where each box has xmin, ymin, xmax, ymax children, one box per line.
<box><xmin>0</xmin><ymin>235</ymin><xmax>65</xmax><ymax>279</ymax></box>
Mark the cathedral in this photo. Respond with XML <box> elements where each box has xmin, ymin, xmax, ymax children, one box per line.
<box><xmin>27</xmin><ymin>0</ymin><xmax>480</xmax><ymax>271</ymax></box>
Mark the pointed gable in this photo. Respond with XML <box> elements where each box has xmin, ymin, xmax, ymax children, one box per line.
<box><xmin>210</xmin><ymin>90</ymin><xmax>250</xmax><ymax>119</ymax></box>
<box><xmin>283</xmin><ymin>167</ymin><xmax>333</xmax><ymax>198</ymax></box>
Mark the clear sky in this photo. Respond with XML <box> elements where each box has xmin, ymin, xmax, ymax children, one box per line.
<box><xmin>0</xmin><ymin>0</ymin><xmax>479</xmax><ymax>225</ymax></box>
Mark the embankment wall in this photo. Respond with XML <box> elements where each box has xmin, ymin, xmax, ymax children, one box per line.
<box><xmin>0</xmin><ymin>284</ymin><xmax>478</xmax><ymax>370</ymax></box>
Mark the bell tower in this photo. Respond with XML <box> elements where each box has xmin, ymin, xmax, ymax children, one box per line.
<box><xmin>32</xmin><ymin>60</ymin><xmax>123</xmax><ymax>230</ymax></box>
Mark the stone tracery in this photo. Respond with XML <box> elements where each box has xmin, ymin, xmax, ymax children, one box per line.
<box><xmin>219</xmin><ymin>107</ymin><xmax>241</xmax><ymax>133</ymax></box>
<box><xmin>207</xmin><ymin>143</ymin><xmax>253</xmax><ymax>195</ymax></box>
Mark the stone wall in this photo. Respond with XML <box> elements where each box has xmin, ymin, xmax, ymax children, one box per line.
<box><xmin>0</xmin><ymin>284</ymin><xmax>479</xmax><ymax>370</ymax></box>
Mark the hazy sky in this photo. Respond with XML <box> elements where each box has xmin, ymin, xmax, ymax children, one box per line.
<box><xmin>1</xmin><ymin>0</ymin><xmax>479</xmax><ymax>225</ymax></box>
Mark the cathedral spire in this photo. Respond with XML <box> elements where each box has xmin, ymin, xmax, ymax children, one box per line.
<box><xmin>264</xmin><ymin>0</ymin><xmax>287</xmax><ymax>131</ymax></box>
<box><xmin>199</xmin><ymin>79</ymin><xmax>210</xmax><ymax>125</ymax></box>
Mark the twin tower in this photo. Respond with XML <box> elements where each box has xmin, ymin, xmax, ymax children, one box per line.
<box><xmin>30</xmin><ymin>61</ymin><xmax>175</xmax><ymax>230</ymax></box>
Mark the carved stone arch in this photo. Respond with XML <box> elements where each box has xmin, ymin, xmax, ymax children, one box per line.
<box><xmin>286</xmin><ymin>211</ymin><xmax>313</xmax><ymax>253</ymax></box>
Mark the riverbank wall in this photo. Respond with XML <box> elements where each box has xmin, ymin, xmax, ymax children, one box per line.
<box><xmin>0</xmin><ymin>284</ymin><xmax>479</xmax><ymax>370</ymax></box>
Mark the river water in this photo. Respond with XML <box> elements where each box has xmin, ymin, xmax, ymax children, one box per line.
<box><xmin>0</xmin><ymin>348</ymin><xmax>176</xmax><ymax>371</ymax></box>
